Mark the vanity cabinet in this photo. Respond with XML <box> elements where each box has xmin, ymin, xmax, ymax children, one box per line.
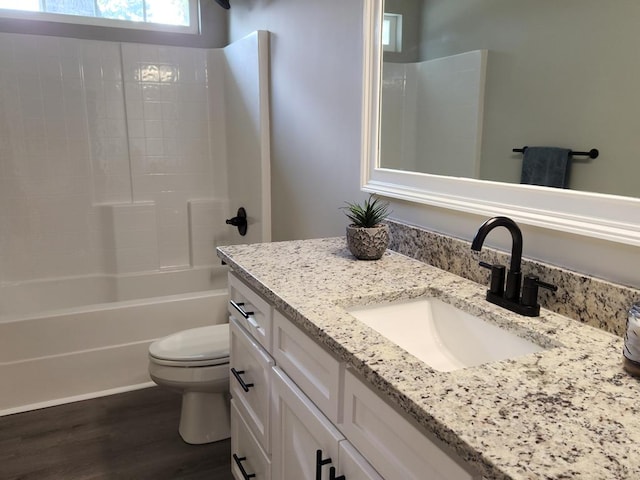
<box><xmin>341</xmin><ymin>370</ymin><xmax>475</xmax><ymax>480</ymax></box>
<box><xmin>229</xmin><ymin>271</ymin><xmax>273</xmax><ymax>351</ymax></box>
<box><xmin>337</xmin><ymin>441</ymin><xmax>386</xmax><ymax>480</ymax></box>
<box><xmin>231</xmin><ymin>400</ymin><xmax>271</xmax><ymax>480</ymax></box>
<box><xmin>228</xmin><ymin>271</ymin><xmax>478</xmax><ymax>480</ymax></box>
<box><xmin>230</xmin><ymin>317</ymin><xmax>274</xmax><ymax>453</ymax></box>
<box><xmin>228</xmin><ymin>271</ymin><xmax>274</xmax><ymax>480</ymax></box>
<box><xmin>272</xmin><ymin>310</ymin><xmax>342</xmax><ymax>423</ymax></box>
<box><xmin>271</xmin><ymin>366</ymin><xmax>382</xmax><ymax>480</ymax></box>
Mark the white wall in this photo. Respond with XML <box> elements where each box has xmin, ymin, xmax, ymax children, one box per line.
<box><xmin>230</xmin><ymin>1</ymin><xmax>364</xmax><ymax>241</ymax></box>
<box><xmin>229</xmin><ymin>0</ymin><xmax>639</xmax><ymax>289</ymax></box>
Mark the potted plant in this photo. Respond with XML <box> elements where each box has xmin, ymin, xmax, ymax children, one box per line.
<box><xmin>342</xmin><ymin>194</ymin><xmax>391</xmax><ymax>260</ymax></box>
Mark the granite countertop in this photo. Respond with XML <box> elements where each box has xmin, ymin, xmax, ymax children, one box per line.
<box><xmin>217</xmin><ymin>238</ymin><xmax>640</xmax><ymax>480</ymax></box>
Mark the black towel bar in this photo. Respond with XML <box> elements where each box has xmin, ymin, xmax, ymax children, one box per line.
<box><xmin>513</xmin><ymin>146</ymin><xmax>599</xmax><ymax>159</ymax></box>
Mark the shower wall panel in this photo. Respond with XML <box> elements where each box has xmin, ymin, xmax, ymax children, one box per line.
<box><xmin>379</xmin><ymin>50</ymin><xmax>486</xmax><ymax>178</ymax></box>
<box><xmin>0</xmin><ymin>34</ymin><xmax>98</xmax><ymax>281</ymax></box>
<box><xmin>121</xmin><ymin>43</ymin><xmax>221</xmax><ymax>270</ymax></box>
<box><xmin>0</xmin><ymin>33</ymin><xmax>238</xmax><ymax>282</ymax></box>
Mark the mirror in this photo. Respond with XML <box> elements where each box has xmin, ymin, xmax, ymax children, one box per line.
<box><xmin>362</xmin><ymin>0</ymin><xmax>640</xmax><ymax>245</ymax></box>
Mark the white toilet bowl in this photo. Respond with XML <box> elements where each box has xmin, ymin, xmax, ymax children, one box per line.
<box><xmin>148</xmin><ymin>324</ymin><xmax>230</xmax><ymax>444</ymax></box>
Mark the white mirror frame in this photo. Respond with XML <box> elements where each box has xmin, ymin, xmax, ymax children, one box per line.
<box><xmin>361</xmin><ymin>0</ymin><xmax>640</xmax><ymax>246</ymax></box>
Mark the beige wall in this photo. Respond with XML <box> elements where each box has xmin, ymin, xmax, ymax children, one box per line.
<box><xmin>230</xmin><ymin>0</ymin><xmax>639</xmax><ymax>289</ymax></box>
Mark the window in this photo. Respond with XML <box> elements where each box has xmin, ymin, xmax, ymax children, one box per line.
<box><xmin>382</xmin><ymin>13</ymin><xmax>403</xmax><ymax>53</ymax></box>
<box><xmin>0</xmin><ymin>0</ymin><xmax>199</xmax><ymax>34</ymax></box>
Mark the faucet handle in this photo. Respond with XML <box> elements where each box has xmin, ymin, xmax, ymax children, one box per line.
<box><xmin>479</xmin><ymin>261</ymin><xmax>506</xmax><ymax>296</ymax></box>
<box><xmin>521</xmin><ymin>275</ymin><xmax>558</xmax><ymax>308</ymax></box>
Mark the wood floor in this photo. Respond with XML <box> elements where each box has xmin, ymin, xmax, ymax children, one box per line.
<box><xmin>0</xmin><ymin>387</ymin><xmax>234</xmax><ymax>480</ymax></box>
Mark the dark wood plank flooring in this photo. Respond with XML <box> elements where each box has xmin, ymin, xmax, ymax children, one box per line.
<box><xmin>0</xmin><ymin>387</ymin><xmax>234</xmax><ymax>480</ymax></box>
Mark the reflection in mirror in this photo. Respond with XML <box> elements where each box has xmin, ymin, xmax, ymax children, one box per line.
<box><xmin>362</xmin><ymin>0</ymin><xmax>640</xmax><ymax>246</ymax></box>
<box><xmin>380</xmin><ymin>0</ymin><xmax>640</xmax><ymax>199</ymax></box>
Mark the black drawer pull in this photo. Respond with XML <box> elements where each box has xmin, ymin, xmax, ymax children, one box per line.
<box><xmin>230</xmin><ymin>300</ymin><xmax>254</xmax><ymax>319</ymax></box>
<box><xmin>329</xmin><ymin>466</ymin><xmax>346</xmax><ymax>480</ymax></box>
<box><xmin>231</xmin><ymin>368</ymin><xmax>254</xmax><ymax>392</ymax></box>
<box><xmin>233</xmin><ymin>453</ymin><xmax>256</xmax><ymax>479</ymax></box>
<box><xmin>316</xmin><ymin>449</ymin><xmax>332</xmax><ymax>480</ymax></box>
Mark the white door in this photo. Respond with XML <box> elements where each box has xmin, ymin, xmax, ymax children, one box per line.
<box><xmin>271</xmin><ymin>366</ymin><xmax>344</xmax><ymax>480</ymax></box>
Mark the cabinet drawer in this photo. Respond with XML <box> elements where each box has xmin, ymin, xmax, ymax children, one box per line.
<box><xmin>341</xmin><ymin>369</ymin><xmax>479</xmax><ymax>480</ymax></box>
<box><xmin>230</xmin><ymin>318</ymin><xmax>274</xmax><ymax>453</ymax></box>
<box><xmin>272</xmin><ymin>310</ymin><xmax>343</xmax><ymax>423</ymax></box>
<box><xmin>229</xmin><ymin>272</ymin><xmax>273</xmax><ymax>351</ymax></box>
<box><xmin>231</xmin><ymin>400</ymin><xmax>271</xmax><ymax>480</ymax></box>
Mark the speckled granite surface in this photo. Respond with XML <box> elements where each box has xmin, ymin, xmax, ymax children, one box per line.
<box><xmin>218</xmin><ymin>238</ymin><xmax>640</xmax><ymax>480</ymax></box>
<box><xmin>388</xmin><ymin>220</ymin><xmax>640</xmax><ymax>337</ymax></box>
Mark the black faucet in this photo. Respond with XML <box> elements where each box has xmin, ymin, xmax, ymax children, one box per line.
<box><xmin>471</xmin><ymin>216</ymin><xmax>557</xmax><ymax>316</ymax></box>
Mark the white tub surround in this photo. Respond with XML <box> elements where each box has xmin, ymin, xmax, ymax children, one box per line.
<box><xmin>381</xmin><ymin>51</ymin><xmax>486</xmax><ymax>178</ymax></box>
<box><xmin>0</xmin><ymin>30</ymin><xmax>270</xmax><ymax>280</ymax></box>
<box><xmin>0</xmin><ymin>30</ymin><xmax>271</xmax><ymax>415</ymax></box>
<box><xmin>0</xmin><ymin>266</ymin><xmax>228</xmax><ymax>415</ymax></box>
<box><xmin>217</xmin><ymin>238</ymin><xmax>640</xmax><ymax>480</ymax></box>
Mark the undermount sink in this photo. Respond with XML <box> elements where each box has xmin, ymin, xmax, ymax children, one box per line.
<box><xmin>347</xmin><ymin>297</ymin><xmax>544</xmax><ymax>372</ymax></box>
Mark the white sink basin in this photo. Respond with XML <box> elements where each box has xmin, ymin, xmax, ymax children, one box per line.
<box><xmin>347</xmin><ymin>297</ymin><xmax>544</xmax><ymax>372</ymax></box>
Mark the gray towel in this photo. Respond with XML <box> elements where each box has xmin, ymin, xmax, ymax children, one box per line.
<box><xmin>520</xmin><ymin>147</ymin><xmax>572</xmax><ymax>188</ymax></box>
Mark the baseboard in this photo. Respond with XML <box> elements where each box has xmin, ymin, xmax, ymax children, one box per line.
<box><xmin>0</xmin><ymin>381</ymin><xmax>156</xmax><ymax>417</ymax></box>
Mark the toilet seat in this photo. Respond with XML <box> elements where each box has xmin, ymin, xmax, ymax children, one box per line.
<box><xmin>149</xmin><ymin>324</ymin><xmax>229</xmax><ymax>367</ymax></box>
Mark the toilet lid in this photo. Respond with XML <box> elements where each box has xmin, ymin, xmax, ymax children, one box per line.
<box><xmin>149</xmin><ymin>324</ymin><xmax>229</xmax><ymax>362</ymax></box>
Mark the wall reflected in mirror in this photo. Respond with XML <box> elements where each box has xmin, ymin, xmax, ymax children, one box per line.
<box><xmin>380</xmin><ymin>0</ymin><xmax>640</xmax><ymax>199</ymax></box>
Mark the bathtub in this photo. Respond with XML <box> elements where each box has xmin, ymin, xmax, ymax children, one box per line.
<box><xmin>0</xmin><ymin>266</ymin><xmax>229</xmax><ymax>416</ymax></box>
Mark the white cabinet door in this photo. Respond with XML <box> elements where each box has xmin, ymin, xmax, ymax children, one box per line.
<box><xmin>341</xmin><ymin>369</ymin><xmax>478</xmax><ymax>480</ymax></box>
<box><xmin>231</xmin><ymin>400</ymin><xmax>271</xmax><ymax>480</ymax></box>
<box><xmin>271</xmin><ymin>366</ymin><xmax>345</xmax><ymax>480</ymax></box>
<box><xmin>335</xmin><ymin>441</ymin><xmax>384</xmax><ymax>480</ymax></box>
<box><xmin>230</xmin><ymin>317</ymin><xmax>274</xmax><ymax>453</ymax></box>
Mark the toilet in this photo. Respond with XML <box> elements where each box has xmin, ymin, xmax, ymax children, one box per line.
<box><xmin>148</xmin><ymin>323</ymin><xmax>230</xmax><ymax>444</ymax></box>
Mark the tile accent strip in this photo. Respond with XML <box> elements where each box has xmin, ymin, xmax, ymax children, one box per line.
<box><xmin>387</xmin><ymin>220</ymin><xmax>640</xmax><ymax>337</ymax></box>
